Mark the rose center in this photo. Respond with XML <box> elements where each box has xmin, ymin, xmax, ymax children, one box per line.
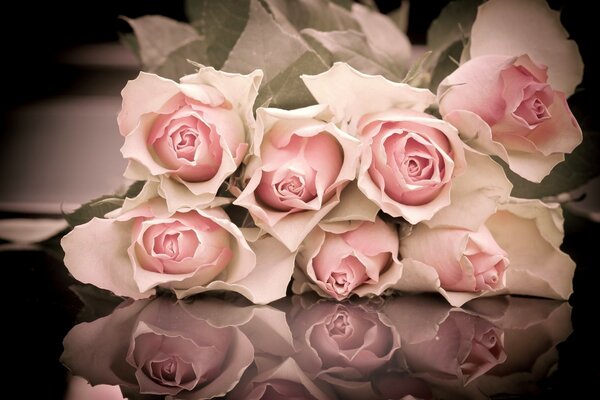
<box><xmin>327</xmin><ymin>311</ymin><xmax>350</xmax><ymax>337</ymax></box>
<box><xmin>277</xmin><ymin>174</ymin><xmax>306</xmax><ymax>198</ymax></box>
<box><xmin>173</xmin><ymin>129</ymin><xmax>199</xmax><ymax>161</ymax></box>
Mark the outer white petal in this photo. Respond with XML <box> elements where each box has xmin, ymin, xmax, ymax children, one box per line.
<box><xmin>426</xmin><ymin>147</ymin><xmax>512</xmax><ymax>230</ymax></box>
<box><xmin>61</xmin><ymin>218</ymin><xmax>153</xmax><ymax>299</ymax></box>
<box><xmin>444</xmin><ymin>110</ymin><xmax>563</xmax><ymax>182</ymax></box>
<box><xmin>117</xmin><ymin>72</ymin><xmax>181</xmax><ymax>135</ymax></box>
<box><xmin>301</xmin><ymin>62</ymin><xmax>435</xmax><ymax>132</ymax></box>
<box><xmin>180</xmin><ymin>66</ymin><xmax>263</xmax><ymax>141</ymax></box>
<box><xmin>486</xmin><ymin>199</ymin><xmax>575</xmax><ymax>300</ymax></box>
<box><xmin>469</xmin><ymin>0</ymin><xmax>583</xmax><ymax>96</ymax></box>
<box><xmin>175</xmin><ymin>235</ymin><xmax>295</xmax><ymax>304</ymax></box>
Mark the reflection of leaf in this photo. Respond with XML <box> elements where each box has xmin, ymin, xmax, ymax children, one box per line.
<box><xmin>505</xmin><ymin>129</ymin><xmax>600</xmax><ymax>198</ymax></box>
<box><xmin>301</xmin><ymin>29</ymin><xmax>404</xmax><ymax>81</ymax></box>
<box><xmin>184</xmin><ymin>0</ymin><xmax>251</xmax><ymax>69</ymax></box>
<box><xmin>265</xmin><ymin>0</ymin><xmax>359</xmax><ymax>32</ymax></box>
<box><xmin>427</xmin><ymin>0</ymin><xmax>482</xmax><ymax>54</ymax></box>
<box><xmin>223</xmin><ymin>0</ymin><xmax>327</xmax><ymax>109</ymax></box>
<box><xmin>124</xmin><ymin>15</ymin><xmax>208</xmax><ymax>79</ymax></box>
<box><xmin>429</xmin><ymin>40</ymin><xmax>462</xmax><ymax>92</ymax></box>
<box><xmin>70</xmin><ymin>284</ymin><xmax>124</xmax><ymax>323</ymax></box>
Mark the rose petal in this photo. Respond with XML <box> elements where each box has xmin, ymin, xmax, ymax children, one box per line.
<box><xmin>301</xmin><ymin>62</ymin><xmax>435</xmax><ymax>133</ymax></box>
<box><xmin>62</xmin><ymin>218</ymin><xmax>153</xmax><ymax>299</ymax></box>
<box><xmin>469</xmin><ymin>0</ymin><xmax>583</xmax><ymax>96</ymax></box>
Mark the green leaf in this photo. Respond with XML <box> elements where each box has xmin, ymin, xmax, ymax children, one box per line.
<box><xmin>184</xmin><ymin>0</ymin><xmax>251</xmax><ymax>69</ymax></box>
<box><xmin>403</xmin><ymin>50</ymin><xmax>432</xmax><ymax>84</ymax></box>
<box><xmin>64</xmin><ymin>181</ymin><xmax>146</xmax><ymax>228</ymax></box>
<box><xmin>351</xmin><ymin>3</ymin><xmax>411</xmax><ymax>71</ymax></box>
<box><xmin>64</xmin><ymin>195</ymin><xmax>124</xmax><ymax>228</ymax></box>
<box><xmin>264</xmin><ymin>0</ymin><xmax>359</xmax><ymax>32</ymax></box>
<box><xmin>301</xmin><ymin>28</ymin><xmax>405</xmax><ymax>81</ymax></box>
<box><xmin>505</xmin><ymin>128</ymin><xmax>600</xmax><ymax>198</ymax></box>
<box><xmin>256</xmin><ymin>51</ymin><xmax>328</xmax><ymax>109</ymax></box>
<box><xmin>124</xmin><ymin>15</ymin><xmax>208</xmax><ymax>79</ymax></box>
<box><xmin>118</xmin><ymin>32</ymin><xmax>141</xmax><ymax>62</ymax></box>
<box><xmin>427</xmin><ymin>0</ymin><xmax>482</xmax><ymax>54</ymax></box>
<box><xmin>429</xmin><ymin>40</ymin><xmax>462</xmax><ymax>92</ymax></box>
<box><xmin>386</xmin><ymin>1</ymin><xmax>410</xmax><ymax>33</ymax></box>
<box><xmin>223</xmin><ymin>0</ymin><xmax>328</xmax><ymax>109</ymax></box>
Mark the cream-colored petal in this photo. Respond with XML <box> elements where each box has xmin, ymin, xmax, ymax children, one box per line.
<box><xmin>426</xmin><ymin>148</ymin><xmax>512</xmax><ymax>230</ymax></box>
<box><xmin>469</xmin><ymin>0</ymin><xmax>583</xmax><ymax>96</ymax></box>
<box><xmin>301</xmin><ymin>62</ymin><xmax>435</xmax><ymax>132</ymax></box>
<box><xmin>175</xmin><ymin>235</ymin><xmax>294</xmax><ymax>304</ymax></box>
<box><xmin>61</xmin><ymin>218</ymin><xmax>152</xmax><ymax>299</ymax></box>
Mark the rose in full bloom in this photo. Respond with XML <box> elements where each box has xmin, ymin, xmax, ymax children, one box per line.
<box><xmin>61</xmin><ymin>186</ymin><xmax>295</xmax><ymax>303</ymax></box>
<box><xmin>234</xmin><ymin>105</ymin><xmax>360</xmax><ymax>251</ymax></box>
<box><xmin>401</xmin><ymin>311</ymin><xmax>506</xmax><ymax>385</ymax></box>
<box><xmin>294</xmin><ymin>217</ymin><xmax>402</xmax><ymax>300</ymax></box>
<box><xmin>61</xmin><ymin>297</ymin><xmax>254</xmax><ymax>399</ymax></box>
<box><xmin>118</xmin><ymin>66</ymin><xmax>262</xmax><ymax>211</ymax></box>
<box><xmin>438</xmin><ymin>55</ymin><xmax>582</xmax><ymax>182</ymax></box>
<box><xmin>303</xmin><ymin>63</ymin><xmax>514</xmax><ymax>226</ymax></box>
<box><xmin>288</xmin><ymin>298</ymin><xmax>400</xmax><ymax>383</ymax></box>
<box><xmin>397</xmin><ymin>198</ymin><xmax>575</xmax><ymax>306</ymax></box>
<box><xmin>400</xmin><ymin>223</ymin><xmax>509</xmax><ymax>294</ymax></box>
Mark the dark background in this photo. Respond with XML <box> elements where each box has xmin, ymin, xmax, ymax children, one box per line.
<box><xmin>3</xmin><ymin>0</ymin><xmax>598</xmax><ymax>398</ymax></box>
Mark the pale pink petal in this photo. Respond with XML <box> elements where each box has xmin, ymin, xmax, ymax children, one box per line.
<box><xmin>469</xmin><ymin>0</ymin><xmax>583</xmax><ymax>96</ymax></box>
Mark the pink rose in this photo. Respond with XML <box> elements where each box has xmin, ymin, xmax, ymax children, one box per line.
<box><xmin>234</xmin><ymin>105</ymin><xmax>360</xmax><ymax>251</ymax></box>
<box><xmin>396</xmin><ymin>198</ymin><xmax>574</xmax><ymax>306</ymax></box>
<box><xmin>289</xmin><ymin>298</ymin><xmax>400</xmax><ymax>382</ymax></box>
<box><xmin>119</xmin><ymin>66</ymin><xmax>262</xmax><ymax>210</ymax></box>
<box><xmin>400</xmin><ymin>224</ymin><xmax>509</xmax><ymax>293</ymax></box>
<box><xmin>301</xmin><ymin>63</ymin><xmax>483</xmax><ymax>225</ymax></box>
<box><xmin>61</xmin><ymin>297</ymin><xmax>254</xmax><ymax>399</ymax></box>
<box><xmin>294</xmin><ymin>217</ymin><xmax>402</xmax><ymax>300</ymax></box>
<box><xmin>61</xmin><ymin>189</ymin><xmax>295</xmax><ymax>303</ymax></box>
<box><xmin>401</xmin><ymin>311</ymin><xmax>506</xmax><ymax>385</ymax></box>
<box><xmin>357</xmin><ymin>109</ymin><xmax>466</xmax><ymax>223</ymax></box>
<box><xmin>438</xmin><ymin>54</ymin><xmax>582</xmax><ymax>182</ymax></box>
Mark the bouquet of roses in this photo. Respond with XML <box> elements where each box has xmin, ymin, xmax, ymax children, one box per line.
<box><xmin>61</xmin><ymin>0</ymin><xmax>585</xmax><ymax>306</ymax></box>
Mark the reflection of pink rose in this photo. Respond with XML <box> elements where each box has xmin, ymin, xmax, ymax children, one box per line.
<box><xmin>438</xmin><ymin>55</ymin><xmax>581</xmax><ymax>182</ymax></box>
<box><xmin>357</xmin><ymin>109</ymin><xmax>466</xmax><ymax>224</ymax></box>
<box><xmin>119</xmin><ymin>67</ymin><xmax>262</xmax><ymax>209</ymax></box>
<box><xmin>289</xmin><ymin>299</ymin><xmax>400</xmax><ymax>381</ymax></box>
<box><xmin>402</xmin><ymin>311</ymin><xmax>506</xmax><ymax>385</ymax></box>
<box><xmin>400</xmin><ymin>224</ymin><xmax>509</xmax><ymax>293</ymax></box>
<box><xmin>235</xmin><ymin>106</ymin><xmax>360</xmax><ymax>251</ymax></box>
<box><xmin>61</xmin><ymin>297</ymin><xmax>254</xmax><ymax>399</ymax></box>
<box><xmin>294</xmin><ymin>217</ymin><xmax>402</xmax><ymax>300</ymax></box>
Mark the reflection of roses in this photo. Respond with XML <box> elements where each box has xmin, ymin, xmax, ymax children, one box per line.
<box><xmin>119</xmin><ymin>66</ymin><xmax>262</xmax><ymax>210</ymax></box>
<box><xmin>288</xmin><ymin>298</ymin><xmax>400</xmax><ymax>381</ymax></box>
<box><xmin>61</xmin><ymin>297</ymin><xmax>254</xmax><ymax>399</ymax></box>
<box><xmin>294</xmin><ymin>217</ymin><xmax>402</xmax><ymax>300</ymax></box>
<box><xmin>402</xmin><ymin>311</ymin><xmax>506</xmax><ymax>385</ymax></box>
<box><xmin>234</xmin><ymin>106</ymin><xmax>360</xmax><ymax>251</ymax></box>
